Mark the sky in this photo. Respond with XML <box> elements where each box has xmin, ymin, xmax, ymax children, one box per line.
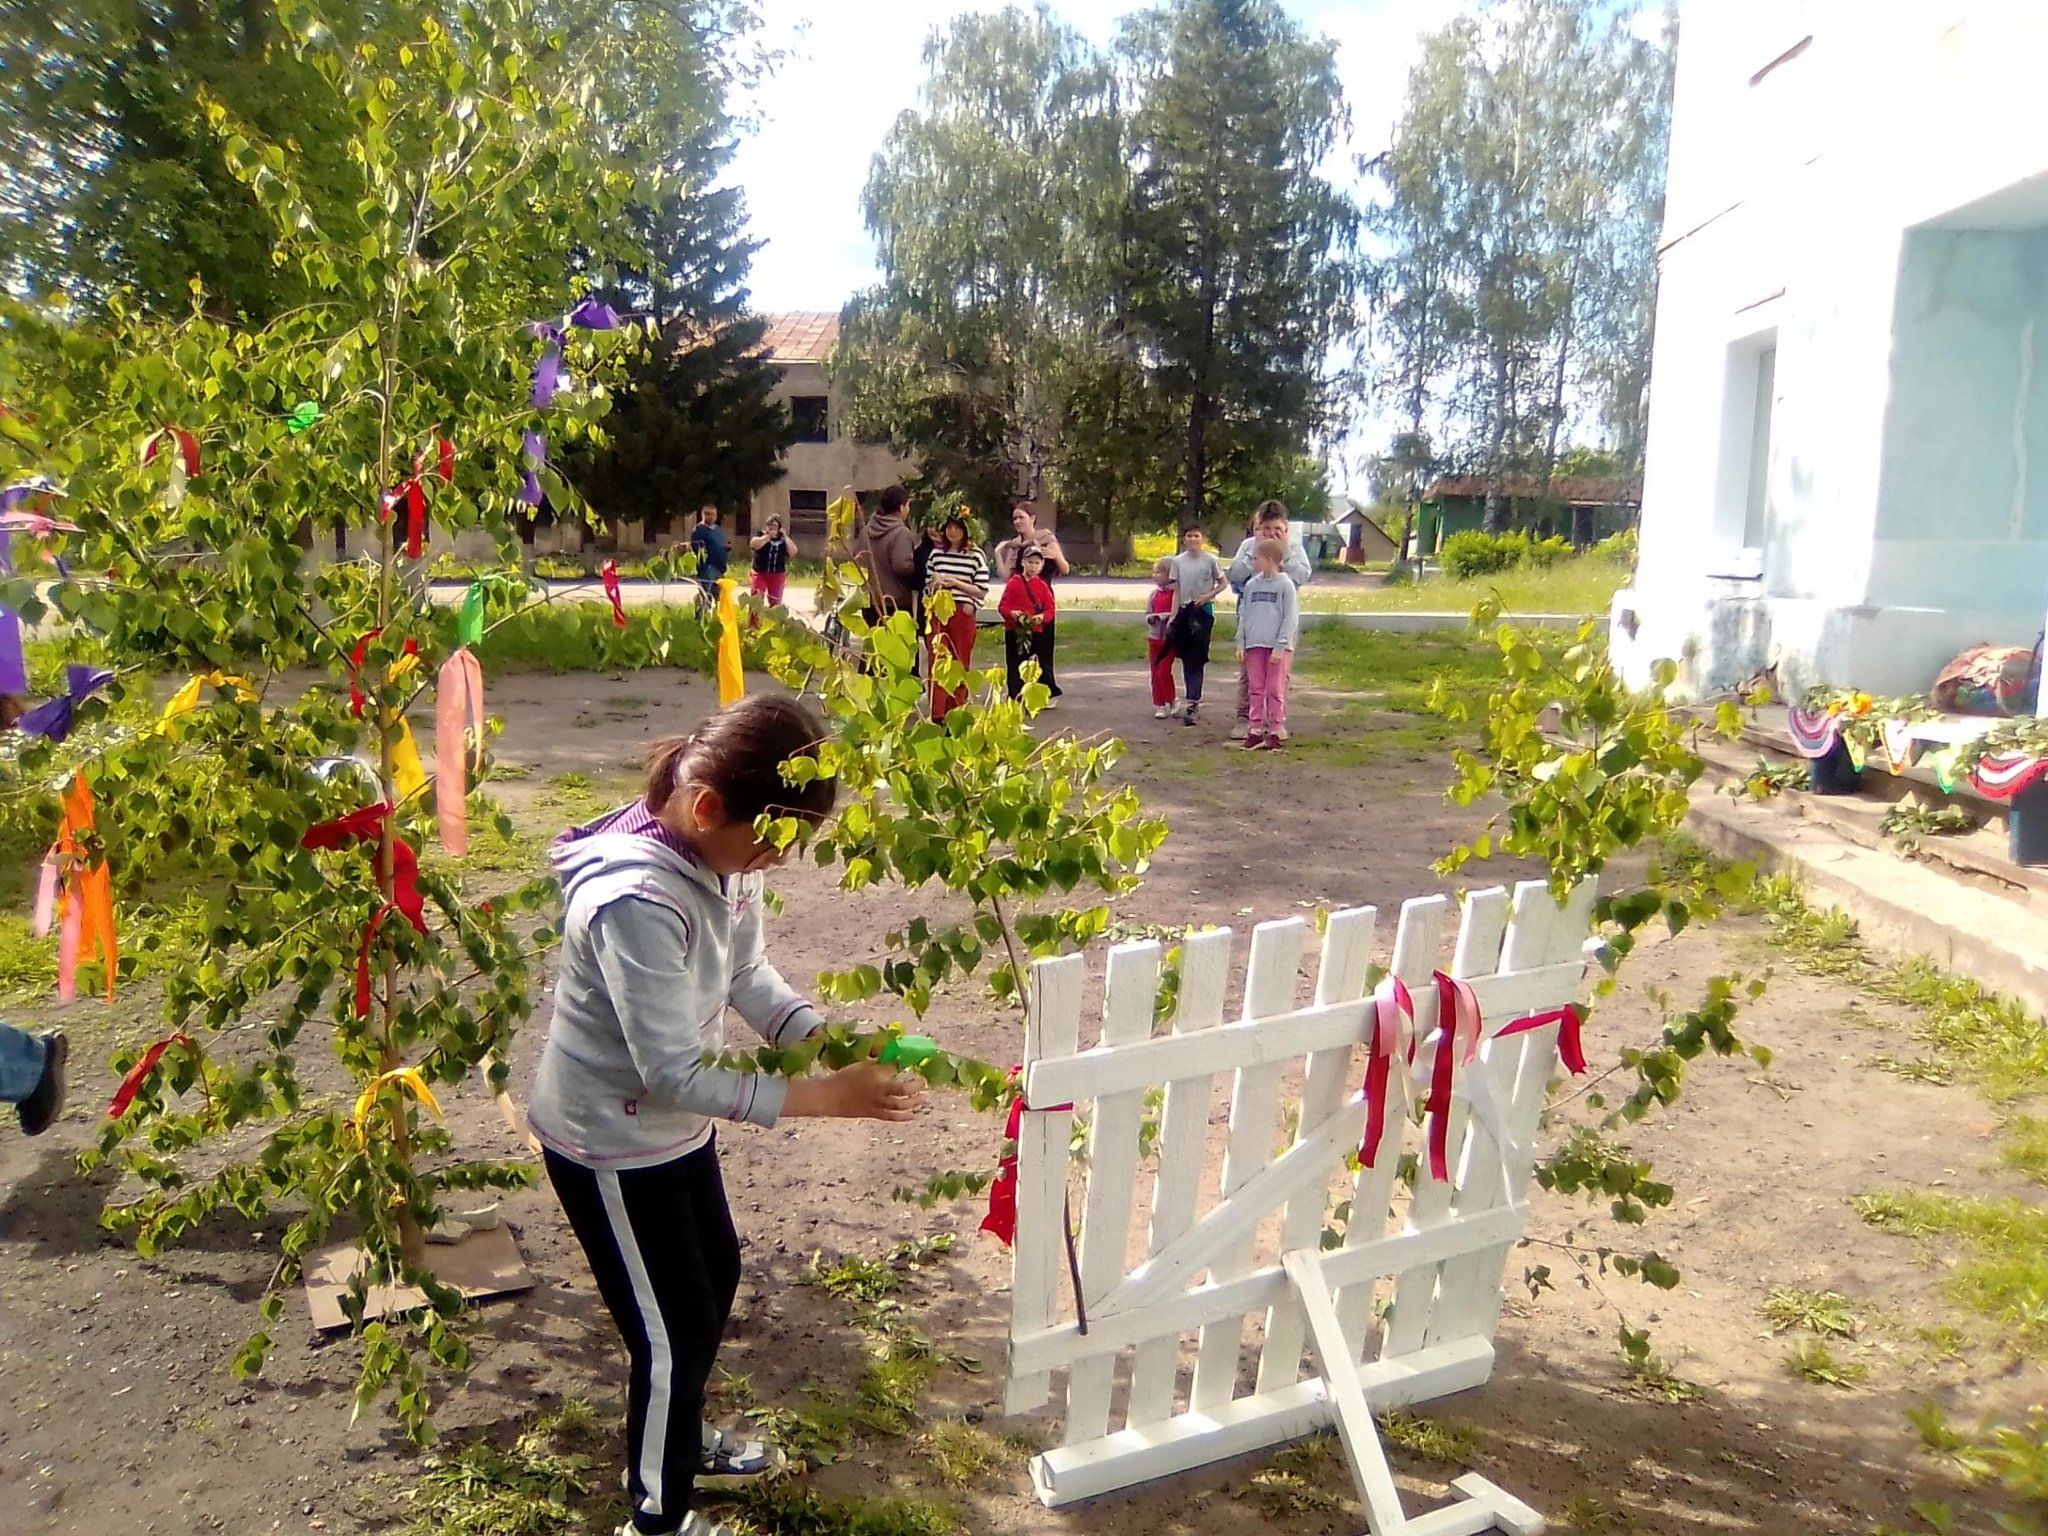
<box><xmin>725</xmin><ymin>0</ymin><xmax>1473</xmax><ymax>485</ymax></box>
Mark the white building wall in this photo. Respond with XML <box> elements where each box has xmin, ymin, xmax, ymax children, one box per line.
<box><xmin>1617</xmin><ymin>2</ymin><xmax>2048</xmax><ymax>698</ymax></box>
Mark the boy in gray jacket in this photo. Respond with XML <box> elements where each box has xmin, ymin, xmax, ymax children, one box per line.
<box><xmin>529</xmin><ymin>696</ymin><xmax>921</xmax><ymax>1536</ymax></box>
<box><xmin>1227</xmin><ymin>499</ymin><xmax>1311</xmax><ymax>739</ymax></box>
<box><xmin>1236</xmin><ymin>537</ymin><xmax>1301</xmax><ymax>751</ymax></box>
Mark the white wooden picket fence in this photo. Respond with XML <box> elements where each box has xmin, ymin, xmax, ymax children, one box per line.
<box><xmin>1004</xmin><ymin>879</ymin><xmax>1597</xmax><ymax>1536</ymax></box>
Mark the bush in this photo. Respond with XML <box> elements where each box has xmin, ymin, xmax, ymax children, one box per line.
<box><xmin>1438</xmin><ymin>528</ymin><xmax>1578</xmax><ymax>579</ymax></box>
<box><xmin>1594</xmin><ymin>528</ymin><xmax>1639</xmax><ymax>567</ymax></box>
<box><xmin>1439</xmin><ymin>530</ymin><xmax>1523</xmax><ymax>580</ymax></box>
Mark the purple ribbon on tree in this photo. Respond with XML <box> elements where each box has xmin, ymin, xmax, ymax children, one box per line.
<box><xmin>530</xmin><ymin>323</ymin><xmax>565</xmax><ymax>410</ymax></box>
<box><xmin>567</xmin><ymin>298</ymin><xmax>621</xmax><ymax>331</ymax></box>
<box><xmin>19</xmin><ymin>663</ymin><xmax>113</xmax><ymax>743</ymax></box>
<box><xmin>0</xmin><ymin>528</ymin><xmax>23</xmax><ymax>697</ymax></box>
<box><xmin>519</xmin><ymin>430</ymin><xmax>547</xmax><ymax>507</ymax></box>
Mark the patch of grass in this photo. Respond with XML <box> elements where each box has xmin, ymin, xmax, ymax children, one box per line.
<box><xmin>1562</xmin><ymin>1496</ymin><xmax>1631</xmax><ymax>1532</ymax></box>
<box><xmin>1380</xmin><ymin>1409</ymin><xmax>1482</xmax><ymax>1464</ymax></box>
<box><xmin>918</xmin><ymin>1420</ymin><xmax>1014</xmax><ymax>1489</ymax></box>
<box><xmin>856</xmin><ymin>1336</ymin><xmax>941</xmax><ymax>1435</ymax></box>
<box><xmin>1248</xmin><ymin>1432</ymin><xmax>1348</xmax><ymax>1517</ymax></box>
<box><xmin>1873</xmin><ymin>1055</ymin><xmax>1955</xmax><ymax>1086</ymax></box>
<box><xmin>1999</xmin><ymin>1116</ymin><xmax>2048</xmax><ymax>1185</ymax></box>
<box><xmin>1916</xmin><ymin>1323</ymin><xmax>1971</xmax><ymax>1363</ymax></box>
<box><xmin>433</xmin><ymin>804</ymin><xmax>545</xmax><ymax>878</ymax></box>
<box><xmin>0</xmin><ymin>892</ymin><xmax>213</xmax><ymax>1006</ymax></box>
<box><xmin>1745</xmin><ymin>871</ymin><xmax>2048</xmax><ymax>1103</ymax></box>
<box><xmin>397</xmin><ymin>1399</ymin><xmax>613</xmax><ymax>1536</ymax></box>
<box><xmin>474</xmin><ymin>601</ymin><xmax>716</xmax><ymax>676</ymax></box>
<box><xmin>714</xmin><ymin>1480</ymin><xmax>961</xmax><ymax>1536</ymax></box>
<box><xmin>1763</xmin><ymin>1286</ymin><xmax>1863</xmax><ymax>1339</ymax></box>
<box><xmin>803</xmin><ymin>1234</ymin><xmax>954</xmax><ymax>1304</ymax></box>
<box><xmin>1785</xmin><ymin>1337</ymin><xmax>1868</xmax><ymax>1388</ymax></box>
<box><xmin>1618</xmin><ymin>1328</ymin><xmax>1700</xmax><ymax>1403</ymax></box>
<box><xmin>1858</xmin><ymin>1191</ymin><xmax>2048</xmax><ymax>1355</ymax></box>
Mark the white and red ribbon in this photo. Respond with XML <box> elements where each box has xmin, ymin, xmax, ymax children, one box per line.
<box><xmin>1359</xmin><ymin>975</ymin><xmax>1413</xmax><ymax>1169</ymax></box>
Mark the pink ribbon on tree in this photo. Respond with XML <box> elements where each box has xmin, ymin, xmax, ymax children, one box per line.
<box><xmin>435</xmin><ymin>648</ymin><xmax>485</xmax><ymax>857</ymax></box>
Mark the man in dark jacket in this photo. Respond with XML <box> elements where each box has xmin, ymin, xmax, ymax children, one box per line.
<box><xmin>688</xmin><ymin>505</ymin><xmax>729</xmax><ymax>602</ymax></box>
<box><xmin>859</xmin><ymin>485</ymin><xmax>917</xmax><ymax>618</ymax></box>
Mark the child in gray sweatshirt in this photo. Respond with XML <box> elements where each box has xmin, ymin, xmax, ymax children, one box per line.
<box><xmin>528</xmin><ymin>695</ymin><xmax>921</xmax><ymax>1536</ymax></box>
<box><xmin>1236</xmin><ymin>537</ymin><xmax>1300</xmax><ymax>751</ymax></box>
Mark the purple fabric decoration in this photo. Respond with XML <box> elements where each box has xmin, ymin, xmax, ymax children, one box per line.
<box><xmin>519</xmin><ymin>471</ymin><xmax>544</xmax><ymax>508</ymax></box>
<box><xmin>0</xmin><ymin>526</ymin><xmax>12</xmax><ymax>575</ymax></box>
<box><xmin>532</xmin><ymin>342</ymin><xmax>563</xmax><ymax>410</ymax></box>
<box><xmin>523</xmin><ymin>430</ymin><xmax>547</xmax><ymax>469</ymax></box>
<box><xmin>568</xmin><ymin>299</ymin><xmax>621</xmax><ymax>331</ymax></box>
<box><xmin>19</xmin><ymin>664</ymin><xmax>113</xmax><ymax>743</ymax></box>
<box><xmin>0</xmin><ymin>608</ymin><xmax>24</xmax><ymax>697</ymax></box>
<box><xmin>0</xmin><ymin>486</ymin><xmax>25</xmax><ymax>512</ymax></box>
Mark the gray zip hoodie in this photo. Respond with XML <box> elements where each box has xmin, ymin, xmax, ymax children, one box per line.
<box><xmin>525</xmin><ymin>813</ymin><xmax>822</xmax><ymax>1168</ymax></box>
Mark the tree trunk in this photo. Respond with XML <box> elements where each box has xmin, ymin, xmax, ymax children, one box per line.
<box><xmin>1096</xmin><ymin>515</ymin><xmax>1111</xmax><ymax>576</ymax></box>
<box><xmin>1483</xmin><ymin>350</ymin><xmax>1512</xmax><ymax>536</ymax></box>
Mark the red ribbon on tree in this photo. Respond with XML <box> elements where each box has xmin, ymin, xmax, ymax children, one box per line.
<box><xmin>602</xmin><ymin>559</ymin><xmax>628</xmax><ymax>628</ymax></box>
<box><xmin>418</xmin><ymin>435</ymin><xmax>455</xmax><ymax>486</ymax></box>
<box><xmin>354</xmin><ymin>904</ymin><xmax>399</xmax><ymax>1018</ymax></box>
<box><xmin>107</xmin><ymin>1033</ymin><xmax>194</xmax><ymax>1118</ymax></box>
<box><xmin>979</xmin><ymin>1073</ymin><xmax>1075</xmax><ymax>1248</ymax></box>
<box><xmin>381</xmin><ymin>481</ymin><xmax>428</xmax><ymax>559</ymax></box>
<box><xmin>347</xmin><ymin>630</ymin><xmax>420</xmax><ymax>717</ymax></box>
<box><xmin>301</xmin><ymin>803</ymin><xmax>427</xmax><ymax>933</ymax></box>
<box><xmin>1359</xmin><ymin>975</ymin><xmax>1414</xmax><ymax>1169</ymax></box>
<box><xmin>144</xmin><ymin>428</ymin><xmax>201</xmax><ymax>478</ymax></box>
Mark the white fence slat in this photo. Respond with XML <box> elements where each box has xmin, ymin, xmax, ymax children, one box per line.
<box><xmin>1470</xmin><ymin>880</ymin><xmax>1599</xmax><ymax>1342</ymax></box>
<box><xmin>1424</xmin><ymin>882</ymin><xmax>1562</xmax><ymax>1349</ymax></box>
<box><xmin>1382</xmin><ymin>887</ymin><xmax>1511</xmax><ymax>1361</ymax></box>
<box><xmin>1064</xmin><ymin>942</ymin><xmax>1165</xmax><ymax>1444</ymax></box>
<box><xmin>1333</xmin><ymin>894</ymin><xmax>1447</xmax><ymax>1351</ymax></box>
<box><xmin>1257</xmin><ymin>907</ymin><xmax>1378</xmax><ymax>1394</ymax></box>
<box><xmin>1189</xmin><ymin>919</ymin><xmax>1310</xmax><ymax>1411</ymax></box>
<box><xmin>1005</xmin><ymin>953</ymin><xmax>1086</xmax><ymax>1416</ymax></box>
<box><xmin>1010</xmin><ymin>1203</ymin><xmax>1528</xmax><ymax>1378</ymax></box>
<box><xmin>1029</xmin><ymin>1337</ymin><xmax>1498</xmax><ymax>1508</ymax></box>
<box><xmin>1024</xmin><ymin>962</ymin><xmax>1580</xmax><ymax>1108</ymax></box>
<box><xmin>1282</xmin><ymin>1249</ymin><xmax>1409</xmax><ymax>1535</ymax></box>
<box><xmin>1124</xmin><ymin>928</ymin><xmax>1234</xmax><ymax>1428</ymax></box>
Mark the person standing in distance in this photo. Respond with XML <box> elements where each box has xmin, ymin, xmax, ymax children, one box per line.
<box><xmin>1226</xmin><ymin>500</ymin><xmax>1310</xmax><ymax>740</ymax></box>
<box><xmin>993</xmin><ymin>504</ymin><xmax>1068</xmax><ymax>698</ymax></box>
<box><xmin>688</xmin><ymin>505</ymin><xmax>729</xmax><ymax>604</ymax></box>
<box><xmin>1166</xmin><ymin>525</ymin><xmax>1228</xmax><ymax>726</ymax></box>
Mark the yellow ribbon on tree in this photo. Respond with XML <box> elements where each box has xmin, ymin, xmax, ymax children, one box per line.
<box><xmin>160</xmin><ymin>671</ymin><xmax>256</xmax><ymax>734</ymax></box>
<box><xmin>391</xmin><ymin>718</ymin><xmax>430</xmax><ymax>804</ymax></box>
<box><xmin>350</xmin><ymin>1066</ymin><xmax>444</xmax><ymax>1148</ymax></box>
<box><xmin>715</xmin><ymin>577</ymin><xmax>745</xmax><ymax>706</ymax></box>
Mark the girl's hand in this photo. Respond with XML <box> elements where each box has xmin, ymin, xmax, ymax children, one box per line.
<box><xmin>785</xmin><ymin>1061</ymin><xmax>923</xmax><ymax>1121</ymax></box>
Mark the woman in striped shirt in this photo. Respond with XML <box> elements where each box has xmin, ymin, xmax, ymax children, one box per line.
<box><xmin>924</xmin><ymin>511</ymin><xmax>989</xmax><ymax>720</ymax></box>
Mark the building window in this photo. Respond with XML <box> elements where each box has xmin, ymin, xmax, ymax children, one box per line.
<box><xmin>1713</xmin><ymin>333</ymin><xmax>1778</xmax><ymax>576</ymax></box>
<box><xmin>791</xmin><ymin>395</ymin><xmax>830</xmax><ymax>444</ymax></box>
<box><xmin>786</xmin><ymin>489</ymin><xmax>829</xmax><ymax>538</ymax></box>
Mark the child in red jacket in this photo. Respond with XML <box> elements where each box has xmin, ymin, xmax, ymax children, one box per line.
<box><xmin>997</xmin><ymin>545</ymin><xmax>1061</xmax><ymax>706</ymax></box>
<box><xmin>1145</xmin><ymin>557</ymin><xmax>1177</xmax><ymax>718</ymax></box>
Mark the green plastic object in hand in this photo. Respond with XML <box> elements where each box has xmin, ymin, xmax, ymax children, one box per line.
<box><xmin>879</xmin><ymin>1034</ymin><xmax>938</xmax><ymax>1068</ymax></box>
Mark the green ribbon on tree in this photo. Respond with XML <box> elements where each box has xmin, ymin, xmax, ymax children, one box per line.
<box><xmin>456</xmin><ymin>583</ymin><xmax>486</xmax><ymax>648</ymax></box>
<box><xmin>285</xmin><ymin>400</ymin><xmax>321</xmax><ymax>435</ymax></box>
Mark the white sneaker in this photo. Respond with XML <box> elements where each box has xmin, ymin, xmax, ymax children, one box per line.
<box><xmin>1154</xmin><ymin>704</ymin><xmax>1174</xmax><ymax>719</ymax></box>
<box><xmin>1228</xmin><ymin>721</ymin><xmax>1248</xmax><ymax>741</ymax></box>
<box><xmin>616</xmin><ymin>1515</ymin><xmax>738</xmax><ymax>1536</ymax></box>
<box><xmin>1277</xmin><ymin>726</ymin><xmax>1291</xmax><ymax>742</ymax></box>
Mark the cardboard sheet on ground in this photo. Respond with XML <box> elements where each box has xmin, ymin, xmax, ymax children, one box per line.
<box><xmin>303</xmin><ymin>1224</ymin><xmax>533</xmax><ymax>1330</ymax></box>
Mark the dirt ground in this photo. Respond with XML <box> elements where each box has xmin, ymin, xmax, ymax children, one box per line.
<box><xmin>0</xmin><ymin>652</ymin><xmax>2040</xmax><ymax>1536</ymax></box>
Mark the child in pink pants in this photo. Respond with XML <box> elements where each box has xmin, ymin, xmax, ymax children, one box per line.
<box><xmin>1235</xmin><ymin>537</ymin><xmax>1300</xmax><ymax>751</ymax></box>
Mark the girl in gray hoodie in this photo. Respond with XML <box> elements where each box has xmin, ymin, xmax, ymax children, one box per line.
<box><xmin>528</xmin><ymin>695</ymin><xmax>920</xmax><ymax>1536</ymax></box>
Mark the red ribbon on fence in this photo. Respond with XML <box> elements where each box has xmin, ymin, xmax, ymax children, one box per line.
<box><xmin>1360</xmin><ymin>975</ymin><xmax>1413</xmax><ymax>1169</ymax></box>
<box><xmin>602</xmin><ymin>560</ymin><xmax>628</xmax><ymax>628</ymax></box>
<box><xmin>1495</xmin><ymin>1003</ymin><xmax>1587</xmax><ymax>1074</ymax></box>
<box><xmin>107</xmin><ymin>1033</ymin><xmax>194</xmax><ymax>1118</ymax></box>
<box><xmin>1410</xmin><ymin>976</ymin><xmax>1589</xmax><ymax>1183</ymax></box>
<box><xmin>979</xmin><ymin>1074</ymin><xmax>1075</xmax><ymax>1248</ymax></box>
